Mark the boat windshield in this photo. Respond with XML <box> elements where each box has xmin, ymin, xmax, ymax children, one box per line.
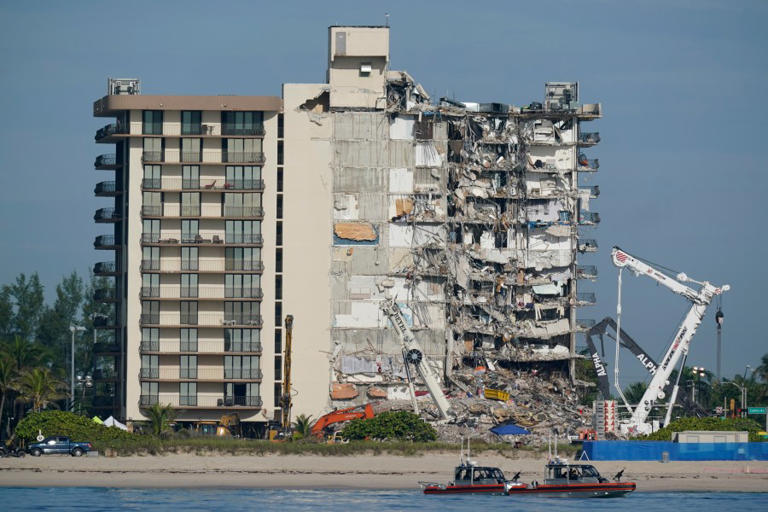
<box><xmin>579</xmin><ymin>465</ymin><xmax>600</xmax><ymax>478</ymax></box>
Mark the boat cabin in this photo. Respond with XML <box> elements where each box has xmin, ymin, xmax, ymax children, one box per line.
<box><xmin>544</xmin><ymin>462</ymin><xmax>603</xmax><ymax>484</ymax></box>
<box><xmin>454</xmin><ymin>464</ymin><xmax>506</xmax><ymax>485</ymax></box>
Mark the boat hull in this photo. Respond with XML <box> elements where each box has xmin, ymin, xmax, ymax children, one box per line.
<box><xmin>507</xmin><ymin>482</ymin><xmax>636</xmax><ymax>498</ymax></box>
<box><xmin>423</xmin><ymin>483</ymin><xmax>506</xmax><ymax>495</ymax></box>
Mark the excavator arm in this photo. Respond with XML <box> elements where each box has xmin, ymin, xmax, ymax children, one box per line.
<box><xmin>310</xmin><ymin>404</ymin><xmax>374</xmax><ymax>437</ymax></box>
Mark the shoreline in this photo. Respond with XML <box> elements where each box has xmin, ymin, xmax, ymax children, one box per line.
<box><xmin>1</xmin><ymin>454</ymin><xmax>767</xmax><ymax>492</ymax></box>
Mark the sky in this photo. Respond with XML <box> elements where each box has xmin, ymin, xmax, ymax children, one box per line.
<box><xmin>0</xmin><ymin>0</ymin><xmax>766</xmax><ymax>384</ymax></box>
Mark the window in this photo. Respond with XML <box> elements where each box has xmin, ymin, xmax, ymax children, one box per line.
<box><xmin>180</xmin><ymin>355</ymin><xmax>197</xmax><ymax>378</ymax></box>
<box><xmin>275</xmin><ymin>275</ymin><xmax>282</xmax><ymax>300</ymax></box>
<box><xmin>141</xmin><ymin>328</ymin><xmax>159</xmax><ymax>351</ymax></box>
<box><xmin>276</xmin><ymin>194</ymin><xmax>283</xmax><ymax>219</ymax></box>
<box><xmin>224</xmin><ymin>355</ymin><xmax>260</xmax><ymax>379</ymax></box>
<box><xmin>274</xmin><ymin>383</ymin><xmax>282</xmax><ymax>408</ymax></box>
<box><xmin>277</xmin><ymin>168</ymin><xmax>283</xmax><ymax>192</ymax></box>
<box><xmin>277</xmin><ymin>114</ymin><xmax>283</xmax><ymax>139</ymax></box>
<box><xmin>181</xmin><ymin>220</ymin><xmax>199</xmax><ymax>243</ymax></box>
<box><xmin>143</xmin><ymin>110</ymin><xmax>163</xmax><ymax>135</ymax></box>
<box><xmin>222</xmin><ymin>111</ymin><xmax>263</xmax><ymax>135</ymax></box>
<box><xmin>142</xmin><ymin>246</ymin><xmax>159</xmax><ymax>270</ymax></box>
<box><xmin>225</xmin><ymin>166</ymin><xmax>261</xmax><ymax>189</ymax></box>
<box><xmin>143</xmin><ymin>165</ymin><xmax>161</xmax><ymax>189</ymax></box>
<box><xmin>225</xmin><ymin>382</ymin><xmax>260</xmax><ymax>406</ymax></box>
<box><xmin>180</xmin><ymin>328</ymin><xmax>197</xmax><ymax>352</ymax></box>
<box><xmin>181</xmin><ymin>192</ymin><xmax>200</xmax><ymax>216</ymax></box>
<box><xmin>141</xmin><ymin>301</ymin><xmax>159</xmax><ymax>324</ymax></box>
<box><xmin>141</xmin><ymin>382</ymin><xmax>158</xmax><ymax>404</ymax></box>
<box><xmin>275</xmin><ymin>302</ymin><xmax>282</xmax><ymax>327</ymax></box>
<box><xmin>140</xmin><ymin>354</ymin><xmax>158</xmax><ymax>378</ymax></box>
<box><xmin>275</xmin><ymin>248</ymin><xmax>282</xmax><ymax>273</ymax></box>
<box><xmin>182</xmin><ymin>165</ymin><xmax>200</xmax><ymax>189</ymax></box>
<box><xmin>277</xmin><ymin>140</ymin><xmax>283</xmax><ymax>165</ymax></box>
<box><xmin>276</xmin><ymin>221</ymin><xmax>282</xmax><ymax>246</ymax></box>
<box><xmin>181</xmin><ymin>247</ymin><xmax>198</xmax><ymax>270</ymax></box>
<box><xmin>181</xmin><ymin>274</ymin><xmax>198</xmax><ymax>298</ymax></box>
<box><xmin>142</xmin><ymin>274</ymin><xmax>159</xmax><ymax>297</ymax></box>
<box><xmin>274</xmin><ymin>329</ymin><xmax>282</xmax><ymax>353</ymax></box>
<box><xmin>225</xmin><ymin>220</ymin><xmax>260</xmax><ymax>244</ymax></box>
<box><xmin>224</xmin><ymin>138</ymin><xmax>262</xmax><ymax>163</ymax></box>
<box><xmin>181</xmin><ymin>111</ymin><xmax>202</xmax><ymax>135</ymax></box>
<box><xmin>142</xmin><ymin>191</ymin><xmax>162</xmax><ymax>216</ymax></box>
<box><xmin>226</xmin><ymin>247</ymin><xmax>261</xmax><ymax>271</ymax></box>
<box><xmin>143</xmin><ymin>137</ymin><xmax>163</xmax><ymax>161</ymax></box>
<box><xmin>142</xmin><ymin>219</ymin><xmax>160</xmax><ymax>243</ymax></box>
<box><xmin>180</xmin><ymin>301</ymin><xmax>198</xmax><ymax>325</ymax></box>
<box><xmin>181</xmin><ymin>138</ymin><xmax>201</xmax><ymax>162</ymax></box>
<box><xmin>180</xmin><ymin>382</ymin><xmax>197</xmax><ymax>406</ymax></box>
<box><xmin>224</xmin><ymin>301</ymin><xmax>259</xmax><ymax>325</ymax></box>
<box><xmin>224</xmin><ymin>329</ymin><xmax>260</xmax><ymax>352</ymax></box>
<box><xmin>225</xmin><ymin>274</ymin><xmax>261</xmax><ymax>298</ymax></box>
<box><xmin>274</xmin><ymin>355</ymin><xmax>282</xmax><ymax>381</ymax></box>
<box><xmin>224</xmin><ymin>193</ymin><xmax>261</xmax><ymax>217</ymax></box>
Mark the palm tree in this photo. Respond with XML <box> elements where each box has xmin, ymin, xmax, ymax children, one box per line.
<box><xmin>145</xmin><ymin>402</ymin><xmax>176</xmax><ymax>437</ymax></box>
<box><xmin>755</xmin><ymin>353</ymin><xmax>768</xmax><ymax>383</ymax></box>
<box><xmin>14</xmin><ymin>367</ymin><xmax>66</xmax><ymax>413</ymax></box>
<box><xmin>293</xmin><ymin>414</ymin><xmax>313</xmax><ymax>438</ymax></box>
<box><xmin>0</xmin><ymin>356</ymin><xmax>16</xmax><ymax>434</ymax></box>
<box><xmin>623</xmin><ymin>382</ymin><xmax>648</xmax><ymax>405</ymax></box>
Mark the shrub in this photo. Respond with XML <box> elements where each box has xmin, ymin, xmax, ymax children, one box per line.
<box><xmin>15</xmin><ymin>410</ymin><xmax>137</xmax><ymax>445</ymax></box>
<box><xmin>639</xmin><ymin>416</ymin><xmax>765</xmax><ymax>442</ymax></box>
<box><xmin>342</xmin><ymin>411</ymin><xmax>437</xmax><ymax>442</ymax></box>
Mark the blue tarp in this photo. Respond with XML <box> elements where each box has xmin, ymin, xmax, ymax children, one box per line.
<box><xmin>490</xmin><ymin>423</ymin><xmax>531</xmax><ymax>436</ymax></box>
<box><xmin>582</xmin><ymin>441</ymin><xmax>768</xmax><ymax>461</ymax></box>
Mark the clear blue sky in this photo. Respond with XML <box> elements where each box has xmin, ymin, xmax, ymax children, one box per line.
<box><xmin>0</xmin><ymin>0</ymin><xmax>765</xmax><ymax>383</ymax></box>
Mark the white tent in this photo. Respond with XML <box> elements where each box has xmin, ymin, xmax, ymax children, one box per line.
<box><xmin>104</xmin><ymin>416</ymin><xmax>128</xmax><ymax>431</ymax></box>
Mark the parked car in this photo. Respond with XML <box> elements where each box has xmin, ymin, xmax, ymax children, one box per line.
<box><xmin>27</xmin><ymin>436</ymin><xmax>93</xmax><ymax>457</ymax></box>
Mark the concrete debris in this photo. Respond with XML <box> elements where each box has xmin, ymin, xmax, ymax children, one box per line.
<box><xmin>334</xmin><ymin>222</ymin><xmax>378</xmax><ymax>241</ymax></box>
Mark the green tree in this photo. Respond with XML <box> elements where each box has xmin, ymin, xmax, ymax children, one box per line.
<box><xmin>0</xmin><ymin>288</ymin><xmax>12</xmax><ymax>340</ymax></box>
<box><xmin>4</xmin><ymin>273</ymin><xmax>44</xmax><ymax>341</ymax></box>
<box><xmin>0</xmin><ymin>356</ymin><xmax>15</xmax><ymax>437</ymax></box>
<box><xmin>14</xmin><ymin>367</ymin><xmax>66</xmax><ymax>413</ymax></box>
<box><xmin>145</xmin><ymin>403</ymin><xmax>176</xmax><ymax>437</ymax></box>
<box><xmin>37</xmin><ymin>271</ymin><xmax>85</xmax><ymax>374</ymax></box>
<box><xmin>623</xmin><ymin>381</ymin><xmax>647</xmax><ymax>405</ymax></box>
<box><xmin>756</xmin><ymin>353</ymin><xmax>768</xmax><ymax>383</ymax></box>
<box><xmin>293</xmin><ymin>414</ymin><xmax>313</xmax><ymax>438</ymax></box>
<box><xmin>342</xmin><ymin>411</ymin><xmax>437</xmax><ymax>442</ymax></box>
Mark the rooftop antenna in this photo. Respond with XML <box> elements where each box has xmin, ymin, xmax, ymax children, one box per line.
<box><xmin>385</xmin><ymin>13</ymin><xmax>390</xmax><ymax>27</ymax></box>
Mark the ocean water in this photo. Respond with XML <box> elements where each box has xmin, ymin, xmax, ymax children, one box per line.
<box><xmin>1</xmin><ymin>488</ymin><xmax>767</xmax><ymax>511</ymax></box>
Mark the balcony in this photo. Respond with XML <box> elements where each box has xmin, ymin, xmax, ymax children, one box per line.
<box><xmin>140</xmin><ymin>313</ymin><xmax>262</xmax><ymax>328</ymax></box>
<box><xmin>576</xmin><ymin>265</ymin><xmax>598</xmax><ymax>280</ymax></box>
<box><xmin>226</xmin><ymin>261</ymin><xmax>264</xmax><ymax>272</ymax></box>
<box><xmin>94</xmin><ymin>288</ymin><xmax>116</xmax><ymax>302</ymax></box>
<box><xmin>142</xmin><ymin>178</ymin><xmax>162</xmax><ymax>189</ymax></box>
<box><xmin>225</xmin><ymin>234</ymin><xmax>263</xmax><ymax>244</ymax></box>
<box><xmin>94</xmin><ymin>181</ymin><xmax>119</xmax><ymax>196</ymax></box>
<box><xmin>581</xmin><ymin>185</ymin><xmax>600</xmax><ymax>198</ymax></box>
<box><xmin>577</xmin><ymin>239</ymin><xmax>598</xmax><ymax>253</ymax></box>
<box><xmin>140</xmin><ymin>286</ymin><xmax>160</xmax><ymax>298</ymax></box>
<box><xmin>223</xmin><ymin>206</ymin><xmax>264</xmax><ymax>218</ymax></box>
<box><xmin>140</xmin><ymin>340</ymin><xmax>160</xmax><ymax>352</ymax></box>
<box><xmin>223</xmin><ymin>314</ymin><xmax>262</xmax><ymax>327</ymax></box>
<box><xmin>94</xmin><ymin>207</ymin><xmax>120</xmax><ymax>223</ymax></box>
<box><xmin>222</xmin><ymin>125</ymin><xmax>265</xmax><ymax>136</ymax></box>
<box><xmin>141</xmin><ymin>259</ymin><xmax>160</xmax><ymax>271</ymax></box>
<box><xmin>579</xmin><ymin>211</ymin><xmax>601</xmax><ymax>225</ymax></box>
<box><xmin>181</xmin><ymin>206</ymin><xmax>201</xmax><ymax>217</ymax></box>
<box><xmin>224</xmin><ymin>179</ymin><xmax>265</xmax><ymax>191</ymax></box>
<box><xmin>94</xmin><ymin>154</ymin><xmax>118</xmax><ymax>169</ymax></box>
<box><xmin>578</xmin><ymin>132</ymin><xmax>600</xmax><ymax>146</ymax></box>
<box><xmin>576</xmin><ymin>292</ymin><xmax>597</xmax><ymax>306</ymax></box>
<box><xmin>224</xmin><ymin>368</ymin><xmax>262</xmax><ymax>380</ymax></box>
<box><xmin>140</xmin><ymin>368</ymin><xmax>159</xmax><ymax>379</ymax></box>
<box><xmin>139</xmin><ymin>395</ymin><xmax>262</xmax><ymax>409</ymax></box>
<box><xmin>94</xmin><ymin>235</ymin><xmax>117</xmax><ymax>249</ymax></box>
<box><xmin>142</xmin><ymin>151</ymin><xmax>164</xmax><ymax>162</ymax></box>
<box><xmin>180</xmin><ymin>314</ymin><xmax>198</xmax><ymax>325</ymax></box>
<box><xmin>225</xmin><ymin>288</ymin><xmax>263</xmax><ymax>299</ymax></box>
<box><xmin>141</xmin><ymin>233</ymin><xmax>160</xmax><ymax>244</ymax></box>
<box><xmin>142</xmin><ymin>367</ymin><xmax>262</xmax><ymax>382</ymax></box>
<box><xmin>223</xmin><ymin>152</ymin><xmax>265</xmax><ymax>164</ymax></box>
<box><xmin>180</xmin><ymin>151</ymin><xmax>201</xmax><ymax>163</ymax></box>
<box><xmin>95</xmin><ymin>122</ymin><xmax>129</xmax><ymax>142</ymax></box>
<box><xmin>577</xmin><ymin>154</ymin><xmax>599</xmax><ymax>171</ymax></box>
<box><xmin>93</xmin><ymin>261</ymin><xmax>117</xmax><ymax>275</ymax></box>
<box><xmin>182</xmin><ymin>179</ymin><xmax>201</xmax><ymax>189</ymax></box>
<box><xmin>575</xmin><ymin>319</ymin><xmax>596</xmax><ymax>331</ymax></box>
<box><xmin>224</xmin><ymin>341</ymin><xmax>262</xmax><ymax>353</ymax></box>
<box><xmin>180</xmin><ymin>342</ymin><xmax>198</xmax><ymax>352</ymax></box>
<box><xmin>93</xmin><ymin>315</ymin><xmax>118</xmax><ymax>329</ymax></box>
<box><xmin>140</xmin><ymin>314</ymin><xmax>160</xmax><ymax>325</ymax></box>
<box><xmin>141</xmin><ymin>205</ymin><xmax>163</xmax><ymax>217</ymax></box>
<box><xmin>140</xmin><ymin>395</ymin><xmax>159</xmax><ymax>406</ymax></box>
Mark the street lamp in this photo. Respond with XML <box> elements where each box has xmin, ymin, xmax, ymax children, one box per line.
<box><xmin>691</xmin><ymin>366</ymin><xmax>706</xmax><ymax>404</ymax></box>
<box><xmin>69</xmin><ymin>325</ymin><xmax>86</xmax><ymax>411</ymax></box>
<box><xmin>76</xmin><ymin>373</ymin><xmax>93</xmax><ymax>412</ymax></box>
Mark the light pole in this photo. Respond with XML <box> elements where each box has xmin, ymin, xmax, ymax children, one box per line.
<box><xmin>76</xmin><ymin>374</ymin><xmax>93</xmax><ymax>412</ymax></box>
<box><xmin>69</xmin><ymin>325</ymin><xmax>85</xmax><ymax>411</ymax></box>
<box><xmin>724</xmin><ymin>380</ymin><xmax>745</xmax><ymax>418</ymax></box>
<box><xmin>691</xmin><ymin>366</ymin><xmax>706</xmax><ymax>405</ymax></box>
<box><xmin>715</xmin><ymin>309</ymin><xmax>724</xmax><ymax>381</ymax></box>
<box><xmin>743</xmin><ymin>365</ymin><xmax>752</xmax><ymax>416</ymax></box>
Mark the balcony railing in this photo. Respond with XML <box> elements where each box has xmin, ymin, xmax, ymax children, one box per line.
<box><xmin>576</xmin><ymin>265</ymin><xmax>598</xmax><ymax>279</ymax></box>
<box><xmin>179</xmin><ymin>395</ymin><xmax>197</xmax><ymax>406</ymax></box>
<box><xmin>180</xmin><ymin>314</ymin><xmax>199</xmax><ymax>325</ymax></box>
<box><xmin>140</xmin><ymin>340</ymin><xmax>160</xmax><ymax>352</ymax></box>
<box><xmin>223</xmin><ymin>152</ymin><xmax>265</xmax><ymax>164</ymax></box>
<box><xmin>180</xmin><ymin>368</ymin><xmax>198</xmax><ymax>379</ymax></box>
<box><xmin>226</xmin><ymin>261</ymin><xmax>264</xmax><ymax>272</ymax></box>
<box><xmin>224</xmin><ymin>368</ymin><xmax>263</xmax><ymax>380</ymax></box>
<box><xmin>95</xmin><ymin>154</ymin><xmax>117</xmax><ymax>168</ymax></box>
<box><xmin>181</xmin><ymin>206</ymin><xmax>201</xmax><ymax>216</ymax></box>
<box><xmin>578</xmin><ymin>132</ymin><xmax>601</xmax><ymax>145</ymax></box>
<box><xmin>223</xmin><ymin>314</ymin><xmax>262</xmax><ymax>326</ymax></box>
<box><xmin>140</xmin><ymin>314</ymin><xmax>160</xmax><ymax>325</ymax></box>
<box><xmin>224</xmin><ymin>179</ymin><xmax>265</xmax><ymax>190</ymax></box>
<box><xmin>577</xmin><ymin>239</ymin><xmax>598</xmax><ymax>253</ymax></box>
<box><xmin>139</xmin><ymin>395</ymin><xmax>159</xmax><ymax>406</ymax></box>
<box><xmin>222</xmin><ymin>396</ymin><xmax>262</xmax><ymax>407</ymax></box>
<box><xmin>576</xmin><ymin>292</ymin><xmax>596</xmax><ymax>305</ymax></box>
<box><xmin>142</xmin><ymin>395</ymin><xmax>262</xmax><ymax>408</ymax></box>
<box><xmin>93</xmin><ymin>315</ymin><xmax>117</xmax><ymax>328</ymax></box>
<box><xmin>223</xmin><ymin>206</ymin><xmax>263</xmax><ymax>218</ymax></box>
<box><xmin>577</xmin><ymin>155</ymin><xmax>599</xmax><ymax>170</ymax></box>
<box><xmin>94</xmin><ymin>288</ymin><xmax>115</xmax><ymax>301</ymax></box>
<box><xmin>182</xmin><ymin>179</ymin><xmax>201</xmax><ymax>189</ymax></box>
<box><xmin>581</xmin><ymin>185</ymin><xmax>600</xmax><ymax>198</ymax></box>
<box><xmin>225</xmin><ymin>288</ymin><xmax>263</xmax><ymax>299</ymax></box>
<box><xmin>182</xmin><ymin>125</ymin><xmax>203</xmax><ymax>135</ymax></box>
<box><xmin>142</xmin><ymin>151</ymin><xmax>164</xmax><ymax>162</ymax></box>
<box><xmin>142</xmin><ymin>178</ymin><xmax>162</xmax><ymax>189</ymax></box>
<box><xmin>181</xmin><ymin>151</ymin><xmax>201</xmax><ymax>162</ymax></box>
<box><xmin>93</xmin><ymin>262</ymin><xmax>116</xmax><ymax>274</ymax></box>
<box><xmin>181</xmin><ymin>287</ymin><xmax>198</xmax><ymax>298</ymax></box>
<box><xmin>94</xmin><ymin>208</ymin><xmax>120</xmax><ymax>222</ymax></box>
<box><xmin>181</xmin><ymin>260</ymin><xmax>199</xmax><ymax>271</ymax></box>
<box><xmin>141</xmin><ymin>286</ymin><xmax>160</xmax><ymax>298</ymax></box>
<box><xmin>224</xmin><ymin>341</ymin><xmax>262</xmax><ymax>353</ymax></box>
<box><xmin>222</xmin><ymin>125</ymin><xmax>265</xmax><ymax>136</ymax></box>
<box><xmin>140</xmin><ymin>368</ymin><xmax>159</xmax><ymax>379</ymax></box>
<box><xmin>95</xmin><ymin>122</ymin><xmax>129</xmax><ymax>141</ymax></box>
<box><xmin>94</xmin><ymin>181</ymin><xmax>117</xmax><ymax>195</ymax></box>
<box><xmin>94</xmin><ymin>235</ymin><xmax>116</xmax><ymax>248</ymax></box>
<box><xmin>580</xmin><ymin>211</ymin><xmax>601</xmax><ymax>225</ymax></box>
<box><xmin>225</xmin><ymin>234</ymin><xmax>263</xmax><ymax>244</ymax></box>
<box><xmin>141</xmin><ymin>205</ymin><xmax>163</xmax><ymax>216</ymax></box>
<box><xmin>180</xmin><ymin>342</ymin><xmax>198</xmax><ymax>352</ymax></box>
<box><xmin>141</xmin><ymin>233</ymin><xmax>161</xmax><ymax>244</ymax></box>
<box><xmin>141</xmin><ymin>259</ymin><xmax>160</xmax><ymax>271</ymax></box>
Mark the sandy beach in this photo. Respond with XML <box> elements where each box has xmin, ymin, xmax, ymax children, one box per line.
<box><xmin>1</xmin><ymin>453</ymin><xmax>767</xmax><ymax>492</ymax></box>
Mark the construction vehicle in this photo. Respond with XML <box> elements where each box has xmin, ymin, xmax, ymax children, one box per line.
<box><xmin>610</xmin><ymin>246</ymin><xmax>729</xmax><ymax>434</ymax></box>
<box><xmin>310</xmin><ymin>403</ymin><xmax>375</xmax><ymax>438</ymax></box>
<box><xmin>195</xmin><ymin>413</ymin><xmax>241</xmax><ymax>437</ymax></box>
<box><xmin>272</xmin><ymin>314</ymin><xmax>294</xmax><ymax>440</ymax></box>
<box><xmin>379</xmin><ymin>297</ymin><xmax>452</xmax><ymax>419</ymax></box>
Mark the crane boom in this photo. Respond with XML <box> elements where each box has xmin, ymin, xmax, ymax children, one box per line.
<box><xmin>611</xmin><ymin>247</ymin><xmax>730</xmax><ymax>434</ymax></box>
<box><xmin>281</xmin><ymin>315</ymin><xmax>294</xmax><ymax>431</ymax></box>
<box><xmin>379</xmin><ymin>298</ymin><xmax>452</xmax><ymax>419</ymax></box>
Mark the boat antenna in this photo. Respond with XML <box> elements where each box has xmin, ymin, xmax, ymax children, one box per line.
<box><xmin>554</xmin><ymin>429</ymin><xmax>558</xmax><ymax>459</ymax></box>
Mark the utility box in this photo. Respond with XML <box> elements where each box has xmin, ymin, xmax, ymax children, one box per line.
<box><xmin>545</xmin><ymin>82</ymin><xmax>578</xmax><ymax>111</ymax></box>
<box><xmin>672</xmin><ymin>430</ymin><xmax>748</xmax><ymax>443</ymax></box>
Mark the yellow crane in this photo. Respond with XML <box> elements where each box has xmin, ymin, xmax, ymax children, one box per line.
<box><xmin>280</xmin><ymin>315</ymin><xmax>294</xmax><ymax>431</ymax></box>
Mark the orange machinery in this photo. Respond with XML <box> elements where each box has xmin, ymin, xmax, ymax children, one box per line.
<box><xmin>310</xmin><ymin>403</ymin><xmax>375</xmax><ymax>438</ymax></box>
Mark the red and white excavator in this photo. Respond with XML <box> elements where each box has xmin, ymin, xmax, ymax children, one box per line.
<box><xmin>610</xmin><ymin>246</ymin><xmax>730</xmax><ymax>434</ymax></box>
